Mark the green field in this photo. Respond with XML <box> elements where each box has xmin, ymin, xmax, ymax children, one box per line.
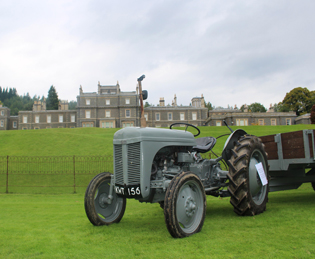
<box><xmin>1</xmin><ymin>125</ymin><xmax>315</xmax><ymax>258</ymax></box>
<box><xmin>1</xmin><ymin>124</ymin><xmax>315</xmax><ymax>157</ymax></box>
<box><xmin>1</xmin><ymin>186</ymin><xmax>315</xmax><ymax>258</ymax></box>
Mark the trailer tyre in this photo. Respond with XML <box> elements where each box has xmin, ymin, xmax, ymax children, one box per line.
<box><xmin>164</xmin><ymin>171</ymin><xmax>206</xmax><ymax>238</ymax></box>
<box><xmin>227</xmin><ymin>135</ymin><xmax>269</xmax><ymax>216</ymax></box>
<box><xmin>85</xmin><ymin>172</ymin><xmax>126</xmax><ymax>225</ymax></box>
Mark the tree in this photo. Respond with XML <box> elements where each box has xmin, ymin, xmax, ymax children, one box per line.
<box><xmin>240</xmin><ymin>103</ymin><xmax>266</xmax><ymax>112</ymax></box>
<box><xmin>205</xmin><ymin>101</ymin><xmax>213</xmax><ymax>110</ymax></box>
<box><xmin>240</xmin><ymin>104</ymin><xmax>246</xmax><ymax>112</ymax></box>
<box><xmin>282</xmin><ymin>87</ymin><xmax>314</xmax><ymax>116</ymax></box>
<box><xmin>46</xmin><ymin>85</ymin><xmax>59</xmax><ymax>110</ymax></box>
<box><xmin>144</xmin><ymin>102</ymin><xmax>151</xmax><ymax>108</ymax></box>
<box><xmin>248</xmin><ymin>103</ymin><xmax>267</xmax><ymax>113</ymax></box>
<box><xmin>68</xmin><ymin>101</ymin><xmax>77</xmax><ymax>110</ymax></box>
<box><xmin>273</xmin><ymin>102</ymin><xmax>291</xmax><ymax>112</ymax></box>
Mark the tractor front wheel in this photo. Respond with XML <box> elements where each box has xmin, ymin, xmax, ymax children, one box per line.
<box><xmin>164</xmin><ymin>171</ymin><xmax>206</xmax><ymax>238</ymax></box>
<box><xmin>84</xmin><ymin>172</ymin><xmax>126</xmax><ymax>225</ymax></box>
<box><xmin>227</xmin><ymin>135</ymin><xmax>269</xmax><ymax>216</ymax></box>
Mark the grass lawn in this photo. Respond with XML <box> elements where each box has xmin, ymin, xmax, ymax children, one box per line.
<box><xmin>0</xmin><ymin>184</ymin><xmax>315</xmax><ymax>258</ymax></box>
<box><xmin>1</xmin><ymin>125</ymin><xmax>315</xmax><ymax>258</ymax></box>
<box><xmin>1</xmin><ymin>124</ymin><xmax>315</xmax><ymax>157</ymax></box>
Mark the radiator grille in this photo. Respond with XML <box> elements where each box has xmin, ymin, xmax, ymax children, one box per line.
<box><xmin>114</xmin><ymin>143</ymin><xmax>141</xmax><ymax>185</ymax></box>
<box><xmin>127</xmin><ymin>143</ymin><xmax>141</xmax><ymax>185</ymax></box>
<box><xmin>114</xmin><ymin>145</ymin><xmax>123</xmax><ymax>185</ymax></box>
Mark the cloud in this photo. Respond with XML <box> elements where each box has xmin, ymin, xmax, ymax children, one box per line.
<box><xmin>0</xmin><ymin>0</ymin><xmax>314</xmax><ymax>109</ymax></box>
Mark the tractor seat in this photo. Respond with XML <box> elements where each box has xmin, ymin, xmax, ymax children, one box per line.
<box><xmin>192</xmin><ymin>137</ymin><xmax>216</xmax><ymax>153</ymax></box>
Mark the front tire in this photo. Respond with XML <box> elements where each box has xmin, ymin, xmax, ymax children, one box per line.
<box><xmin>227</xmin><ymin>135</ymin><xmax>269</xmax><ymax>216</ymax></box>
<box><xmin>164</xmin><ymin>172</ymin><xmax>206</xmax><ymax>238</ymax></box>
<box><xmin>85</xmin><ymin>172</ymin><xmax>126</xmax><ymax>225</ymax></box>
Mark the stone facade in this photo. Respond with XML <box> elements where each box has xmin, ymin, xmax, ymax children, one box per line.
<box><xmin>144</xmin><ymin>94</ymin><xmax>208</xmax><ymax>127</ymax></box>
<box><xmin>206</xmin><ymin>109</ymin><xmax>297</xmax><ymax>126</ymax></box>
<box><xmin>18</xmin><ymin>100</ymin><xmax>76</xmax><ymax>130</ymax></box>
<box><xmin>76</xmin><ymin>82</ymin><xmax>140</xmax><ymax>128</ymax></box>
<box><xmin>0</xmin><ymin>106</ymin><xmax>13</xmax><ymax>130</ymax></box>
<box><xmin>0</xmin><ymin>82</ymin><xmax>311</xmax><ymax>130</ymax></box>
<box><xmin>295</xmin><ymin>113</ymin><xmax>311</xmax><ymax>124</ymax></box>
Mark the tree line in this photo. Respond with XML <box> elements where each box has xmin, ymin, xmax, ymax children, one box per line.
<box><xmin>0</xmin><ymin>86</ymin><xmax>77</xmax><ymax>115</ymax></box>
<box><xmin>1</xmin><ymin>85</ymin><xmax>313</xmax><ymax>117</ymax></box>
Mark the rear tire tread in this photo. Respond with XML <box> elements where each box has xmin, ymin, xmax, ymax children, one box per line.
<box><xmin>227</xmin><ymin>135</ymin><xmax>269</xmax><ymax>216</ymax></box>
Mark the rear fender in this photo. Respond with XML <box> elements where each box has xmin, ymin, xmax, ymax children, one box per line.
<box><xmin>222</xmin><ymin>129</ymin><xmax>247</xmax><ymax>162</ymax></box>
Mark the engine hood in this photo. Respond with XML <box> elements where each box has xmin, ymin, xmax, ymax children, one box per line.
<box><xmin>113</xmin><ymin>127</ymin><xmax>196</xmax><ymax>145</ymax></box>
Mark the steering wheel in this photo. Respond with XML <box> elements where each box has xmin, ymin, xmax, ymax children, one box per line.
<box><xmin>169</xmin><ymin>123</ymin><xmax>200</xmax><ymax>137</ymax></box>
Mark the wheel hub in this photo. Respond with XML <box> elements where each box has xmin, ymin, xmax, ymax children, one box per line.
<box><xmin>185</xmin><ymin>196</ymin><xmax>196</xmax><ymax>217</ymax></box>
<box><xmin>98</xmin><ymin>193</ymin><xmax>108</xmax><ymax>208</ymax></box>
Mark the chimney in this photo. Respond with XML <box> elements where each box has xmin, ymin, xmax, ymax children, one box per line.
<box><xmin>159</xmin><ymin>97</ymin><xmax>165</xmax><ymax>106</ymax></box>
<box><xmin>172</xmin><ymin>94</ymin><xmax>177</xmax><ymax>107</ymax></box>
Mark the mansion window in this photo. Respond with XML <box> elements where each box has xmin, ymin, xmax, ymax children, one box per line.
<box><xmin>23</xmin><ymin>116</ymin><xmax>27</xmax><ymax>123</ymax></box>
<box><xmin>125</xmin><ymin>110</ymin><xmax>130</xmax><ymax>118</ymax></box>
<box><xmin>0</xmin><ymin>120</ymin><xmax>3</xmax><ymax>127</ymax></box>
<box><xmin>144</xmin><ymin>113</ymin><xmax>148</xmax><ymax>121</ymax></box>
<box><xmin>106</xmin><ymin>99</ymin><xmax>110</xmax><ymax>105</ymax></box>
<box><xmin>106</xmin><ymin>111</ymin><xmax>111</xmax><ymax>118</ymax></box>
<box><xmin>35</xmin><ymin>115</ymin><xmax>39</xmax><ymax>123</ymax></box>
<box><xmin>100</xmin><ymin>121</ymin><xmax>114</xmax><ymax>128</ymax></box>
<box><xmin>1</xmin><ymin>110</ymin><xmax>4</xmax><ymax>116</ymax></box>
<box><xmin>192</xmin><ymin>112</ymin><xmax>197</xmax><ymax>120</ymax></box>
<box><xmin>156</xmin><ymin>113</ymin><xmax>160</xmax><ymax>121</ymax></box>
<box><xmin>168</xmin><ymin>113</ymin><xmax>172</xmax><ymax>121</ymax></box>
<box><xmin>286</xmin><ymin>118</ymin><xmax>291</xmax><ymax>125</ymax></box>
<box><xmin>216</xmin><ymin>121</ymin><xmax>221</xmax><ymax>126</ymax></box>
<box><xmin>82</xmin><ymin>122</ymin><xmax>94</xmax><ymax>127</ymax></box>
<box><xmin>59</xmin><ymin>115</ymin><xmax>63</xmax><ymax>123</ymax></box>
<box><xmin>236</xmin><ymin>119</ymin><xmax>248</xmax><ymax>126</ymax></box>
<box><xmin>86</xmin><ymin>99</ymin><xmax>90</xmax><ymax>105</ymax></box>
<box><xmin>122</xmin><ymin>122</ymin><xmax>134</xmax><ymax>128</ymax></box>
<box><xmin>125</xmin><ymin>98</ymin><xmax>130</xmax><ymax>105</ymax></box>
<box><xmin>258</xmin><ymin>119</ymin><xmax>264</xmax><ymax>126</ymax></box>
<box><xmin>271</xmin><ymin>119</ymin><xmax>277</xmax><ymax>126</ymax></box>
<box><xmin>13</xmin><ymin>121</ymin><xmax>17</xmax><ymax>128</ymax></box>
<box><xmin>71</xmin><ymin>115</ymin><xmax>76</xmax><ymax>122</ymax></box>
<box><xmin>180</xmin><ymin>113</ymin><xmax>185</xmax><ymax>121</ymax></box>
<box><xmin>86</xmin><ymin>110</ymin><xmax>91</xmax><ymax>119</ymax></box>
<box><xmin>47</xmin><ymin>115</ymin><xmax>51</xmax><ymax>123</ymax></box>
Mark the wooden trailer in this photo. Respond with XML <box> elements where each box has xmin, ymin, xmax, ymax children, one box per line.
<box><xmin>260</xmin><ymin>130</ymin><xmax>315</xmax><ymax>192</ymax></box>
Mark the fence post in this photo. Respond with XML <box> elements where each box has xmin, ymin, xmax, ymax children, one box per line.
<box><xmin>6</xmin><ymin>155</ymin><xmax>9</xmax><ymax>193</ymax></box>
<box><xmin>73</xmin><ymin>155</ymin><xmax>76</xmax><ymax>193</ymax></box>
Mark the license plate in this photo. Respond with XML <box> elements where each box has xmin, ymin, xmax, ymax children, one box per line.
<box><xmin>115</xmin><ymin>185</ymin><xmax>141</xmax><ymax>197</ymax></box>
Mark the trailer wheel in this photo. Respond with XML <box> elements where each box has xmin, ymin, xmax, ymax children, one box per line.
<box><xmin>85</xmin><ymin>172</ymin><xmax>126</xmax><ymax>225</ymax></box>
<box><xmin>227</xmin><ymin>135</ymin><xmax>269</xmax><ymax>216</ymax></box>
<box><xmin>164</xmin><ymin>171</ymin><xmax>206</xmax><ymax>238</ymax></box>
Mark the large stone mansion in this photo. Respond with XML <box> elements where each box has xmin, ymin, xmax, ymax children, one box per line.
<box><xmin>0</xmin><ymin>82</ymin><xmax>304</xmax><ymax>131</ymax></box>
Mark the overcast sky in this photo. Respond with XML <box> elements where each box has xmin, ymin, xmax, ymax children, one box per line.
<box><xmin>1</xmin><ymin>0</ymin><xmax>314</xmax><ymax>109</ymax></box>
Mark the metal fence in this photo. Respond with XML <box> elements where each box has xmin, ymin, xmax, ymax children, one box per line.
<box><xmin>0</xmin><ymin>156</ymin><xmax>113</xmax><ymax>194</ymax></box>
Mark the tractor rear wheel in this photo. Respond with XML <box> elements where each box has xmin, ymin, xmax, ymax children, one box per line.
<box><xmin>85</xmin><ymin>172</ymin><xmax>126</xmax><ymax>225</ymax></box>
<box><xmin>164</xmin><ymin>171</ymin><xmax>206</xmax><ymax>238</ymax></box>
<box><xmin>227</xmin><ymin>135</ymin><xmax>269</xmax><ymax>216</ymax></box>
